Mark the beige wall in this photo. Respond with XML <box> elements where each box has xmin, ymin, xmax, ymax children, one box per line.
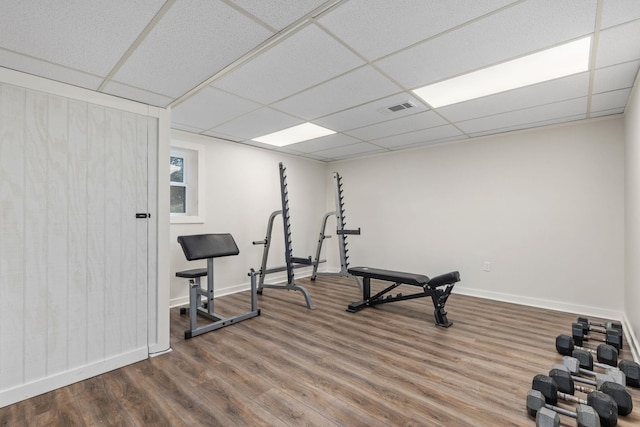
<box><xmin>624</xmin><ymin>74</ymin><xmax>640</xmax><ymax>360</ymax></box>
<box><xmin>332</xmin><ymin>118</ymin><xmax>625</xmax><ymax>320</ymax></box>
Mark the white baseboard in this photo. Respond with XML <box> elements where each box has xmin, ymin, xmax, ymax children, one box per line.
<box><xmin>0</xmin><ymin>347</ymin><xmax>148</xmax><ymax>408</ymax></box>
<box><xmin>621</xmin><ymin>313</ymin><xmax>640</xmax><ymax>363</ymax></box>
<box><xmin>454</xmin><ymin>286</ymin><xmax>624</xmax><ymax>321</ymax></box>
<box><xmin>169</xmin><ymin>267</ymin><xmax>315</xmax><ymax>308</ymax></box>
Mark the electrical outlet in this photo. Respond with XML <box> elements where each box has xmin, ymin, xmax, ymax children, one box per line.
<box><xmin>483</xmin><ymin>262</ymin><xmax>491</xmax><ymax>272</ymax></box>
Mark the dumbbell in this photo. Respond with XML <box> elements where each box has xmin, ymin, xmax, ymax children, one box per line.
<box><xmin>532</xmin><ymin>374</ymin><xmax>617</xmax><ymax>426</ymax></box>
<box><xmin>556</xmin><ymin>335</ymin><xmax>618</xmax><ymax>367</ymax></box>
<box><xmin>549</xmin><ymin>366</ymin><xmax>633</xmax><ymax>416</ymax></box>
<box><xmin>560</xmin><ymin>356</ymin><xmax>626</xmax><ymax>387</ymax></box>
<box><xmin>572</xmin><ymin>323</ymin><xmax>622</xmax><ymax>352</ymax></box>
<box><xmin>618</xmin><ymin>360</ymin><xmax>640</xmax><ymax>388</ymax></box>
<box><xmin>576</xmin><ymin>317</ymin><xmax>623</xmax><ymax>349</ymax></box>
<box><xmin>572</xmin><ymin>347</ymin><xmax>640</xmax><ymax>389</ymax></box>
<box><xmin>527</xmin><ymin>389</ymin><xmax>601</xmax><ymax>427</ymax></box>
<box><xmin>572</xmin><ymin>348</ymin><xmax>617</xmax><ymax>372</ymax></box>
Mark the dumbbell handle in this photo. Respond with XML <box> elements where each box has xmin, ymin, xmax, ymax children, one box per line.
<box><xmin>558</xmin><ymin>390</ymin><xmax>588</xmax><ymax>405</ymax></box>
<box><xmin>545</xmin><ymin>403</ymin><xmax>578</xmax><ymax>419</ymax></box>
<box><xmin>579</xmin><ymin>367</ymin><xmax>625</xmax><ymax>386</ymax></box>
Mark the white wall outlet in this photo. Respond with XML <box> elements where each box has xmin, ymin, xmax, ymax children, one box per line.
<box><xmin>483</xmin><ymin>262</ymin><xmax>491</xmax><ymax>272</ymax></box>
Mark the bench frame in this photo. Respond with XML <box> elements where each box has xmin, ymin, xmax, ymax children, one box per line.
<box><xmin>176</xmin><ymin>233</ymin><xmax>260</xmax><ymax>339</ymax></box>
<box><xmin>347</xmin><ymin>267</ymin><xmax>459</xmax><ymax>327</ymax></box>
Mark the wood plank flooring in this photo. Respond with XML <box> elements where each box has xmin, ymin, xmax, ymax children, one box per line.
<box><xmin>1</xmin><ymin>275</ymin><xmax>639</xmax><ymax>426</ymax></box>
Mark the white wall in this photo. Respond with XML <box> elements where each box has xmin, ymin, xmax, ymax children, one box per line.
<box><xmin>169</xmin><ymin>130</ymin><xmax>328</xmax><ymax>306</ymax></box>
<box><xmin>624</xmin><ymin>74</ymin><xmax>640</xmax><ymax>361</ymax></box>
<box><xmin>0</xmin><ymin>67</ymin><xmax>170</xmax><ymax>407</ymax></box>
<box><xmin>331</xmin><ymin>118</ymin><xmax>625</xmax><ymax>319</ymax></box>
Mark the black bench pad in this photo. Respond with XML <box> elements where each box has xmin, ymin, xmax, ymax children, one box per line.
<box><xmin>176</xmin><ymin>268</ymin><xmax>208</xmax><ymax>279</ymax></box>
<box><xmin>427</xmin><ymin>271</ymin><xmax>461</xmax><ymax>287</ymax></box>
<box><xmin>348</xmin><ymin>267</ymin><xmax>429</xmax><ymax>286</ymax></box>
<box><xmin>348</xmin><ymin>267</ymin><xmax>460</xmax><ymax>288</ymax></box>
<box><xmin>177</xmin><ymin>233</ymin><xmax>239</xmax><ymax>261</ymax></box>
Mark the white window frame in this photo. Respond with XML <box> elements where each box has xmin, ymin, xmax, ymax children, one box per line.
<box><xmin>170</xmin><ymin>153</ymin><xmax>187</xmax><ymax>214</ymax></box>
<box><xmin>170</xmin><ymin>139</ymin><xmax>205</xmax><ymax>224</ymax></box>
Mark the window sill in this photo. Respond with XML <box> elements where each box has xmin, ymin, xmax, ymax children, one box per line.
<box><xmin>170</xmin><ymin>215</ymin><xmax>204</xmax><ymax>224</ymax></box>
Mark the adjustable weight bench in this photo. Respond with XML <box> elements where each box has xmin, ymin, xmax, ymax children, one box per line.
<box><xmin>176</xmin><ymin>233</ymin><xmax>260</xmax><ymax>339</ymax></box>
<box><xmin>347</xmin><ymin>266</ymin><xmax>459</xmax><ymax>327</ymax></box>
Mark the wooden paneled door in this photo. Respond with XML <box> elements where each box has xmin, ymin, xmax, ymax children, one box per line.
<box><xmin>0</xmin><ymin>82</ymin><xmax>157</xmax><ymax>407</ymax></box>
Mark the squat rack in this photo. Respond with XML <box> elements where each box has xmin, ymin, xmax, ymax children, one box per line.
<box><xmin>252</xmin><ymin>163</ymin><xmax>315</xmax><ymax>309</ymax></box>
<box><xmin>311</xmin><ymin>172</ymin><xmax>361</xmax><ymax>287</ymax></box>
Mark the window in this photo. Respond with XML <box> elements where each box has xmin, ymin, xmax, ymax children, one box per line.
<box><xmin>170</xmin><ymin>140</ymin><xmax>205</xmax><ymax>223</ymax></box>
<box><xmin>170</xmin><ymin>155</ymin><xmax>186</xmax><ymax>213</ymax></box>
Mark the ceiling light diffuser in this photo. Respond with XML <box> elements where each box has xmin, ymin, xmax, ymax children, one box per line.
<box><xmin>252</xmin><ymin>122</ymin><xmax>336</xmax><ymax>147</ymax></box>
<box><xmin>413</xmin><ymin>36</ymin><xmax>591</xmax><ymax>108</ymax></box>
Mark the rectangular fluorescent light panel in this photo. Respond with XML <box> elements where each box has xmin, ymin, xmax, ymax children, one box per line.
<box><xmin>413</xmin><ymin>36</ymin><xmax>591</xmax><ymax>108</ymax></box>
<box><xmin>252</xmin><ymin>122</ymin><xmax>336</xmax><ymax>147</ymax></box>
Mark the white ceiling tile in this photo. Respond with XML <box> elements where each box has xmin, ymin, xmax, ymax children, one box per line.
<box><xmin>387</xmin><ymin>135</ymin><xmax>468</xmax><ymax>151</ymax></box>
<box><xmin>0</xmin><ymin>49</ymin><xmax>103</xmax><ymax>90</ymax></box>
<box><xmin>214</xmin><ymin>24</ymin><xmax>364</xmax><ymax>104</ymax></box>
<box><xmin>171</xmin><ymin>87</ymin><xmax>260</xmax><ymax>130</ymax></box>
<box><xmin>346</xmin><ymin>111</ymin><xmax>447</xmax><ymax>141</ymax></box>
<box><xmin>595</xmin><ymin>20</ymin><xmax>640</xmax><ymax>68</ymax></box>
<box><xmin>301</xmin><ymin>152</ymin><xmax>333</xmax><ymax>162</ymax></box>
<box><xmin>231</xmin><ymin>0</ymin><xmax>328</xmax><ymax>30</ymax></box>
<box><xmin>103</xmin><ymin>81</ymin><xmax>173</xmax><ymax>108</ymax></box>
<box><xmin>592</xmin><ymin>61</ymin><xmax>640</xmax><ymax>94</ymax></box>
<box><xmin>436</xmin><ymin>72</ymin><xmax>589</xmax><ymax>122</ymax></box>
<box><xmin>590</xmin><ymin>108</ymin><xmax>625</xmax><ymax>118</ymax></box>
<box><xmin>318</xmin><ymin>0</ymin><xmax>517</xmax><ymax>61</ymax></box>
<box><xmin>0</xmin><ymin>0</ymin><xmax>165</xmax><ymax>76</ymax></box>
<box><xmin>210</xmin><ymin>107</ymin><xmax>302</xmax><ymax>140</ymax></box>
<box><xmin>272</xmin><ymin>66</ymin><xmax>401</xmax><ymax>119</ymax></box>
<box><xmin>590</xmin><ymin>89</ymin><xmax>631</xmax><ymax>113</ymax></box>
<box><xmin>173</xmin><ymin>122</ymin><xmax>209</xmax><ymax>134</ymax></box>
<box><xmin>286</xmin><ymin>133</ymin><xmax>360</xmax><ymax>154</ymax></box>
<box><xmin>601</xmin><ymin>0</ymin><xmax>640</xmax><ymax>29</ymax></box>
<box><xmin>468</xmin><ymin>114</ymin><xmax>586</xmax><ymax>138</ymax></box>
<box><xmin>201</xmin><ymin>130</ymin><xmax>244</xmax><ymax>142</ymax></box>
<box><xmin>371</xmin><ymin>125</ymin><xmax>464</xmax><ymax>149</ymax></box>
<box><xmin>376</xmin><ymin>0</ymin><xmax>597</xmax><ymax>89</ymax></box>
<box><xmin>456</xmin><ymin>97</ymin><xmax>588</xmax><ymax>134</ymax></box>
<box><xmin>314</xmin><ymin>142</ymin><xmax>388</xmax><ymax>160</ymax></box>
<box><xmin>113</xmin><ymin>0</ymin><xmax>274</xmax><ymax>98</ymax></box>
<box><xmin>314</xmin><ymin>93</ymin><xmax>428</xmax><ymax>132</ymax></box>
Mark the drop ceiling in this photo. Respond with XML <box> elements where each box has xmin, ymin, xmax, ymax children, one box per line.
<box><xmin>1</xmin><ymin>0</ymin><xmax>639</xmax><ymax>162</ymax></box>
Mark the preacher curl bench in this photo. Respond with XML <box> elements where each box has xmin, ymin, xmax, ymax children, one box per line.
<box><xmin>176</xmin><ymin>233</ymin><xmax>260</xmax><ymax>339</ymax></box>
<box><xmin>347</xmin><ymin>266</ymin><xmax>459</xmax><ymax>327</ymax></box>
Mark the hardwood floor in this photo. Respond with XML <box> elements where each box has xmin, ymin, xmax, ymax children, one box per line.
<box><xmin>1</xmin><ymin>275</ymin><xmax>639</xmax><ymax>426</ymax></box>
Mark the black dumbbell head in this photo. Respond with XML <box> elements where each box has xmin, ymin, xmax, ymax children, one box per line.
<box><xmin>599</xmin><ymin>381</ymin><xmax>633</xmax><ymax>416</ymax></box>
<box><xmin>556</xmin><ymin>334</ymin><xmax>574</xmax><ymax>356</ymax></box>
<box><xmin>587</xmin><ymin>390</ymin><xmax>618</xmax><ymax>427</ymax></box>
<box><xmin>572</xmin><ymin>322</ymin><xmax>586</xmax><ymax>345</ymax></box>
<box><xmin>619</xmin><ymin>360</ymin><xmax>640</xmax><ymax>388</ymax></box>
<box><xmin>549</xmin><ymin>368</ymin><xmax>574</xmax><ymax>394</ymax></box>
<box><xmin>605</xmin><ymin>329</ymin><xmax>622</xmax><ymax>352</ymax></box>
<box><xmin>532</xmin><ymin>374</ymin><xmax>558</xmax><ymax>405</ymax></box>
<box><xmin>573</xmin><ymin>348</ymin><xmax>595</xmax><ymax>370</ymax></box>
<box><xmin>596</xmin><ymin>344</ymin><xmax>618</xmax><ymax>367</ymax></box>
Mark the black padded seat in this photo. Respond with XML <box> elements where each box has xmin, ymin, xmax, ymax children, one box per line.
<box><xmin>175</xmin><ymin>268</ymin><xmax>208</xmax><ymax>279</ymax></box>
<box><xmin>177</xmin><ymin>233</ymin><xmax>239</xmax><ymax>261</ymax></box>
<box><xmin>347</xmin><ymin>267</ymin><xmax>429</xmax><ymax>286</ymax></box>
